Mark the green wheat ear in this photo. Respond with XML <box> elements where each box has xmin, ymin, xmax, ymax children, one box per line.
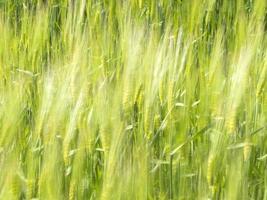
<box><xmin>86</xmin><ymin>132</ymin><xmax>95</xmax><ymax>154</ymax></box>
<box><xmin>100</xmin><ymin>123</ymin><xmax>111</xmax><ymax>153</ymax></box>
<box><xmin>153</xmin><ymin>114</ymin><xmax>161</xmax><ymax>131</ymax></box>
<box><xmin>69</xmin><ymin>180</ymin><xmax>75</xmax><ymax>200</ymax></box>
<box><xmin>63</xmin><ymin>139</ymin><xmax>70</xmax><ymax>166</ymax></box>
<box><xmin>26</xmin><ymin>179</ymin><xmax>34</xmax><ymax>200</ymax></box>
<box><xmin>138</xmin><ymin>0</ymin><xmax>143</xmax><ymax>8</ymax></box>
<box><xmin>243</xmin><ymin>138</ymin><xmax>252</xmax><ymax>162</ymax></box>
<box><xmin>207</xmin><ymin>154</ymin><xmax>215</xmax><ymax>187</ymax></box>
<box><xmin>167</xmin><ymin>80</ymin><xmax>174</xmax><ymax>114</ymax></box>
<box><xmin>159</xmin><ymin>78</ymin><xmax>164</xmax><ymax>105</ymax></box>
<box><xmin>122</xmin><ymin>77</ymin><xmax>133</xmax><ymax>114</ymax></box>
<box><xmin>134</xmin><ymin>83</ymin><xmax>143</xmax><ymax>106</ymax></box>
<box><xmin>226</xmin><ymin>109</ymin><xmax>236</xmax><ymax>134</ymax></box>
<box><xmin>144</xmin><ymin>106</ymin><xmax>152</xmax><ymax>139</ymax></box>
<box><xmin>11</xmin><ymin>174</ymin><xmax>21</xmax><ymax>199</ymax></box>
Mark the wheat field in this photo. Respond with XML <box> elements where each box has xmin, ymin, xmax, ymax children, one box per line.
<box><xmin>0</xmin><ymin>0</ymin><xmax>267</xmax><ymax>199</ymax></box>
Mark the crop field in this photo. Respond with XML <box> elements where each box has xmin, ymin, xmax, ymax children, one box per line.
<box><xmin>0</xmin><ymin>0</ymin><xmax>267</xmax><ymax>199</ymax></box>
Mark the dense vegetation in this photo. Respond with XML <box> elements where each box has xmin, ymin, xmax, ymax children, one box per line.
<box><xmin>0</xmin><ymin>0</ymin><xmax>267</xmax><ymax>199</ymax></box>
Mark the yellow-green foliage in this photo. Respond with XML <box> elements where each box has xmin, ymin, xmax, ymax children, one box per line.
<box><xmin>0</xmin><ymin>0</ymin><xmax>266</xmax><ymax>199</ymax></box>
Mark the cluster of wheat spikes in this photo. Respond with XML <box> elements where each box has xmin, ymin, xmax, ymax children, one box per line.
<box><xmin>0</xmin><ymin>0</ymin><xmax>267</xmax><ymax>199</ymax></box>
